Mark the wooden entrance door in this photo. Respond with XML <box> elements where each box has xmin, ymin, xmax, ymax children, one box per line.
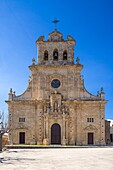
<box><xmin>88</xmin><ymin>133</ymin><xmax>94</xmax><ymax>144</ymax></box>
<box><xmin>19</xmin><ymin>132</ymin><xmax>25</xmax><ymax>144</ymax></box>
<box><xmin>51</xmin><ymin>124</ymin><xmax>61</xmax><ymax>144</ymax></box>
<box><xmin>110</xmin><ymin>134</ymin><xmax>113</xmax><ymax>142</ymax></box>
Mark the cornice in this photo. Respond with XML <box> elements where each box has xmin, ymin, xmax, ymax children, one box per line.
<box><xmin>5</xmin><ymin>99</ymin><xmax>108</xmax><ymax>105</ymax></box>
<box><xmin>29</xmin><ymin>64</ymin><xmax>83</xmax><ymax>71</ymax></box>
<box><xmin>5</xmin><ymin>100</ymin><xmax>47</xmax><ymax>105</ymax></box>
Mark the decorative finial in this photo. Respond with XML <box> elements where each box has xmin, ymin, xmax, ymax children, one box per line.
<box><xmin>100</xmin><ymin>87</ymin><xmax>104</xmax><ymax>100</ymax></box>
<box><xmin>101</xmin><ymin>87</ymin><xmax>104</xmax><ymax>93</ymax></box>
<box><xmin>52</xmin><ymin>18</ymin><xmax>60</xmax><ymax>30</ymax></box>
<box><xmin>32</xmin><ymin>58</ymin><xmax>36</xmax><ymax>65</ymax></box>
<box><xmin>10</xmin><ymin>88</ymin><xmax>12</xmax><ymax>94</ymax></box>
<box><xmin>9</xmin><ymin>88</ymin><xmax>13</xmax><ymax>100</ymax></box>
<box><xmin>76</xmin><ymin>57</ymin><xmax>80</xmax><ymax>64</ymax></box>
<box><xmin>97</xmin><ymin>91</ymin><xmax>99</xmax><ymax>96</ymax></box>
<box><xmin>13</xmin><ymin>91</ymin><xmax>16</xmax><ymax>97</ymax></box>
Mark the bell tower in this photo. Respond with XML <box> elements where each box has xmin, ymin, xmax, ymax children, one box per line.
<box><xmin>36</xmin><ymin>29</ymin><xmax>76</xmax><ymax>65</ymax></box>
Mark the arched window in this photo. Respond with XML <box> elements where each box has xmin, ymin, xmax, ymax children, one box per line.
<box><xmin>63</xmin><ymin>50</ymin><xmax>67</xmax><ymax>60</ymax></box>
<box><xmin>53</xmin><ymin>49</ymin><xmax>58</xmax><ymax>60</ymax></box>
<box><xmin>44</xmin><ymin>50</ymin><xmax>48</xmax><ymax>61</ymax></box>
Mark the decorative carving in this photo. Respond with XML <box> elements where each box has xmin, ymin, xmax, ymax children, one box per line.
<box><xmin>37</xmin><ymin>36</ymin><xmax>45</xmax><ymax>41</ymax></box>
<box><xmin>76</xmin><ymin>57</ymin><xmax>80</xmax><ymax>64</ymax></box>
<box><xmin>48</xmin><ymin>30</ymin><xmax>63</xmax><ymax>41</ymax></box>
<box><xmin>15</xmin><ymin>125</ymin><xmax>28</xmax><ymax>130</ymax></box>
<box><xmin>32</xmin><ymin>58</ymin><xmax>36</xmax><ymax>65</ymax></box>
<box><xmin>43</xmin><ymin>100</ymin><xmax>69</xmax><ymax>116</ymax></box>
<box><xmin>54</xmin><ymin>101</ymin><xmax>58</xmax><ymax>112</ymax></box>
<box><xmin>84</xmin><ymin>124</ymin><xmax>97</xmax><ymax>131</ymax></box>
<box><xmin>46</xmin><ymin>105</ymin><xmax>49</xmax><ymax>113</ymax></box>
<box><xmin>44</xmin><ymin>105</ymin><xmax>47</xmax><ymax>113</ymax></box>
<box><xmin>101</xmin><ymin>87</ymin><xmax>104</xmax><ymax>93</ymax></box>
<box><xmin>67</xmin><ymin>35</ymin><xmax>75</xmax><ymax>41</ymax></box>
<box><xmin>10</xmin><ymin>88</ymin><xmax>12</xmax><ymax>94</ymax></box>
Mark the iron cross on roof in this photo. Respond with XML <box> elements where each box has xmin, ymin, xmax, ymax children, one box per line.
<box><xmin>52</xmin><ymin>18</ymin><xmax>60</xmax><ymax>30</ymax></box>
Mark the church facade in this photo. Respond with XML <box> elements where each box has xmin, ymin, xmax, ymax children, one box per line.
<box><xmin>6</xmin><ymin>28</ymin><xmax>107</xmax><ymax>145</ymax></box>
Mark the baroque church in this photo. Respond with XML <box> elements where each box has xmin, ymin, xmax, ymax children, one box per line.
<box><xmin>6</xmin><ymin>25</ymin><xmax>107</xmax><ymax>145</ymax></box>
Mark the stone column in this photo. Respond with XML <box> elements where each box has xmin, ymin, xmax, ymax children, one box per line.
<box><xmin>62</xmin><ymin>113</ymin><xmax>66</xmax><ymax>145</ymax></box>
<box><xmin>43</xmin><ymin>115</ymin><xmax>46</xmax><ymax>145</ymax></box>
<box><xmin>65</xmin><ymin>120</ymin><xmax>68</xmax><ymax>145</ymax></box>
<box><xmin>38</xmin><ymin>76</ymin><xmax>42</xmax><ymax>100</ymax></box>
<box><xmin>76</xmin><ymin>104</ymin><xmax>81</xmax><ymax>145</ymax></box>
<box><xmin>100</xmin><ymin>104</ymin><xmax>106</xmax><ymax>145</ymax></box>
<box><xmin>43</xmin><ymin>115</ymin><xmax>46</xmax><ymax>139</ymax></box>
<box><xmin>43</xmin><ymin>114</ymin><xmax>49</xmax><ymax>145</ymax></box>
<box><xmin>37</xmin><ymin>106</ymin><xmax>43</xmax><ymax>145</ymax></box>
<box><xmin>34</xmin><ymin>104</ymin><xmax>38</xmax><ymax>144</ymax></box>
<box><xmin>68</xmin><ymin>107</ymin><xmax>76</xmax><ymax>145</ymax></box>
<box><xmin>46</xmin><ymin>115</ymin><xmax>49</xmax><ymax>144</ymax></box>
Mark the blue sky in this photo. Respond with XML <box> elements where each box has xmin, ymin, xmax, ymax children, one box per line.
<box><xmin>0</xmin><ymin>0</ymin><xmax>113</xmax><ymax>119</ymax></box>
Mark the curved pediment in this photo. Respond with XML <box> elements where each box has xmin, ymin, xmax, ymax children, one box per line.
<box><xmin>14</xmin><ymin>125</ymin><xmax>29</xmax><ymax>130</ymax></box>
<box><xmin>84</xmin><ymin>124</ymin><xmax>98</xmax><ymax>131</ymax></box>
<box><xmin>48</xmin><ymin>30</ymin><xmax>63</xmax><ymax>41</ymax></box>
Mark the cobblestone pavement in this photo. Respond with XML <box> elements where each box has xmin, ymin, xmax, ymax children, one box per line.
<box><xmin>0</xmin><ymin>148</ymin><xmax>113</xmax><ymax>170</ymax></box>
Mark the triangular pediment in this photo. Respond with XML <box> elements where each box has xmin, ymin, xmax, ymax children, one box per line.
<box><xmin>84</xmin><ymin>124</ymin><xmax>97</xmax><ymax>131</ymax></box>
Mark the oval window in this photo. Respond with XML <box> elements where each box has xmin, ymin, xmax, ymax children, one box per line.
<box><xmin>51</xmin><ymin>79</ymin><xmax>61</xmax><ymax>88</ymax></box>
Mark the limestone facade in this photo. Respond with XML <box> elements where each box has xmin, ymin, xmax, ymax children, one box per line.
<box><xmin>6</xmin><ymin>29</ymin><xmax>107</xmax><ymax>145</ymax></box>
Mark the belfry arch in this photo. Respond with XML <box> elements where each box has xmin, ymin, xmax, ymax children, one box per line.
<box><xmin>53</xmin><ymin>49</ymin><xmax>58</xmax><ymax>60</ymax></box>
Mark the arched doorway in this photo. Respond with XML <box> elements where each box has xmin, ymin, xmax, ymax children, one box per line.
<box><xmin>51</xmin><ymin>123</ymin><xmax>61</xmax><ymax>144</ymax></box>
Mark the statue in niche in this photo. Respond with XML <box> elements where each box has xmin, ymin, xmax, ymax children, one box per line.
<box><xmin>51</xmin><ymin>104</ymin><xmax>53</xmax><ymax>112</ymax></box>
<box><xmin>58</xmin><ymin>104</ymin><xmax>61</xmax><ymax>112</ymax></box>
<box><xmin>47</xmin><ymin>104</ymin><xmax>50</xmax><ymax>113</ymax></box>
<box><xmin>65</xmin><ymin>106</ymin><xmax>69</xmax><ymax>114</ymax></box>
<box><xmin>61</xmin><ymin>105</ymin><xmax>69</xmax><ymax>115</ymax></box>
<box><xmin>54</xmin><ymin>101</ymin><xmax>58</xmax><ymax>112</ymax></box>
<box><xmin>61</xmin><ymin>104</ymin><xmax>65</xmax><ymax>114</ymax></box>
<box><xmin>44</xmin><ymin>105</ymin><xmax>47</xmax><ymax>113</ymax></box>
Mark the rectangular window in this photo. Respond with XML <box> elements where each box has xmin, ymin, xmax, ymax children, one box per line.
<box><xmin>87</xmin><ymin>118</ymin><xmax>94</xmax><ymax>122</ymax></box>
<box><xmin>19</xmin><ymin>118</ymin><xmax>25</xmax><ymax>122</ymax></box>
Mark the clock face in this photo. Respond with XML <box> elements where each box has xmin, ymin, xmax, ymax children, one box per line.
<box><xmin>51</xmin><ymin>79</ymin><xmax>61</xmax><ymax>88</ymax></box>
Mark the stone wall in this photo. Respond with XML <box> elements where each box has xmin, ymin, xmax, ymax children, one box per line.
<box><xmin>6</xmin><ymin>29</ymin><xmax>107</xmax><ymax>146</ymax></box>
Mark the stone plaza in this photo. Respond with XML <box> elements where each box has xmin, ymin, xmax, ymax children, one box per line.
<box><xmin>0</xmin><ymin>148</ymin><xmax>113</xmax><ymax>170</ymax></box>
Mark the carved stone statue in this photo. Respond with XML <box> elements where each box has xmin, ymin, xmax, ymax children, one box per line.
<box><xmin>54</xmin><ymin>101</ymin><xmax>58</xmax><ymax>112</ymax></box>
<box><xmin>47</xmin><ymin>104</ymin><xmax>50</xmax><ymax>113</ymax></box>
<box><xmin>44</xmin><ymin>105</ymin><xmax>47</xmax><ymax>113</ymax></box>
